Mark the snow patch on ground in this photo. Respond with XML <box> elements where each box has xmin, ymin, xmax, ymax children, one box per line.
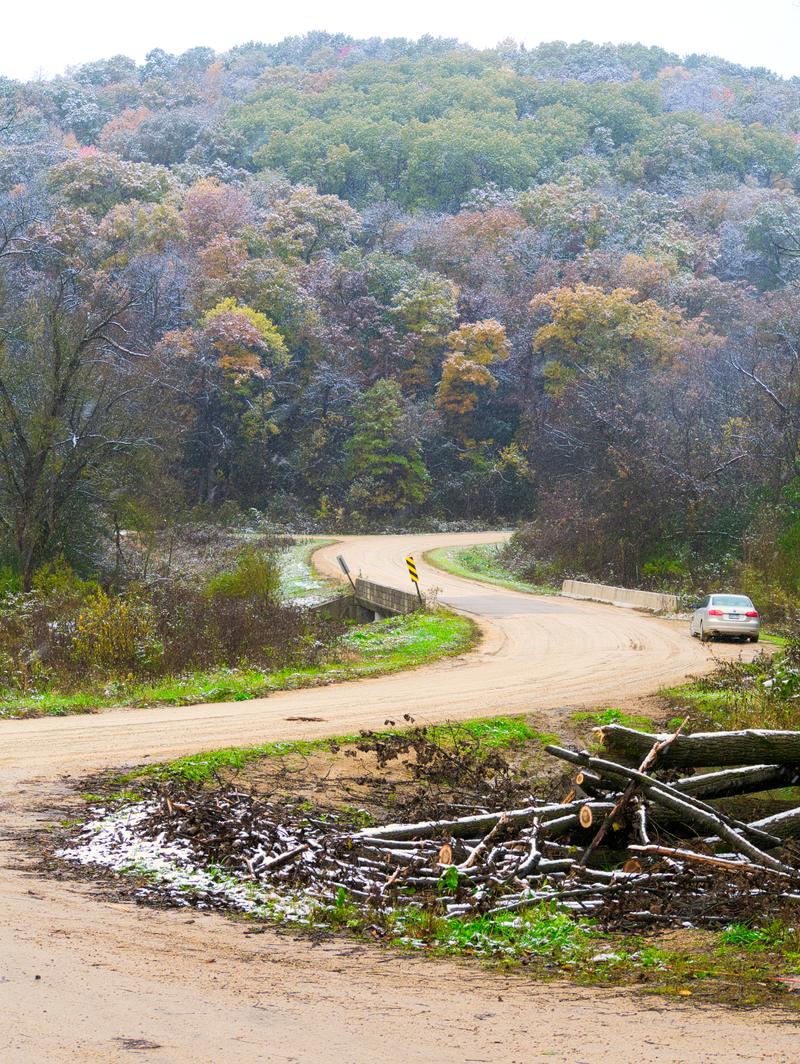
<box><xmin>278</xmin><ymin>539</ymin><xmax>331</xmax><ymax>605</ymax></box>
<box><xmin>57</xmin><ymin>803</ymin><xmax>316</xmax><ymax>921</ymax></box>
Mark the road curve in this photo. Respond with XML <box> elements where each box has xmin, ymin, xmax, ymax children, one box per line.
<box><xmin>2</xmin><ymin>533</ymin><xmax>785</xmax><ymax>1064</ymax></box>
<box><xmin>0</xmin><ymin>532</ymin><xmax>749</xmax><ymax>784</ymax></box>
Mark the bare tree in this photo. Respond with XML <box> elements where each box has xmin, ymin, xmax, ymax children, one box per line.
<box><xmin>0</xmin><ymin>254</ymin><xmax>174</xmax><ymax>584</ymax></box>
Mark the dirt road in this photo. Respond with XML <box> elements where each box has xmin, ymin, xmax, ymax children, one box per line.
<box><xmin>2</xmin><ymin>533</ymin><xmax>794</xmax><ymax>1063</ymax></box>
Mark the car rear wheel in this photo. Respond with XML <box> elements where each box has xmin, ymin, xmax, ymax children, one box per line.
<box><xmin>750</xmin><ymin>635</ymin><xmax>759</xmax><ymax>643</ymax></box>
<box><xmin>699</xmin><ymin>623</ymin><xmax>710</xmax><ymax>643</ymax></box>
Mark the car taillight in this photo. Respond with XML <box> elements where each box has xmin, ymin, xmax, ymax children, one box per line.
<box><xmin>707</xmin><ymin>608</ymin><xmax>723</xmax><ymax>616</ymax></box>
<box><xmin>745</xmin><ymin>610</ymin><xmax>759</xmax><ymax>618</ymax></box>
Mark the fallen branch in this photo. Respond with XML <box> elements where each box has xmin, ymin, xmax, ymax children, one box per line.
<box><xmin>628</xmin><ymin>844</ymin><xmax>796</xmax><ymax>879</ymax></box>
<box><xmin>675</xmin><ymin>764</ymin><xmax>799</xmax><ymax>799</ymax></box>
<box><xmin>598</xmin><ymin>726</ymin><xmax>800</xmax><ymax>768</ymax></box>
<box><xmin>576</xmin><ymin>719</ymin><xmax>687</xmax><ymax>868</ymax></box>
<box><xmin>546</xmin><ymin>746</ymin><xmax>782</xmax><ymax>847</ymax></box>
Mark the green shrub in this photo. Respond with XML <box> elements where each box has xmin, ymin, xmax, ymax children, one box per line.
<box><xmin>719</xmin><ymin>924</ymin><xmax>768</xmax><ymax>949</ymax></box>
<box><xmin>0</xmin><ymin>540</ymin><xmax>340</xmax><ymax>694</ymax></box>
<box><xmin>641</xmin><ymin>555</ymin><xmax>690</xmax><ymax>591</ymax></box>
<box><xmin>204</xmin><ymin>548</ymin><xmax>280</xmax><ymax>603</ymax></box>
<box><xmin>0</xmin><ymin>565</ymin><xmax>22</xmax><ymax>597</ymax></box>
<box><xmin>736</xmin><ymin>563</ymin><xmax>795</xmax><ymax>626</ymax></box>
<box><xmin>31</xmin><ymin>556</ymin><xmax>99</xmax><ymax>601</ymax></box>
<box><xmin>72</xmin><ymin>590</ymin><xmax>163</xmax><ymax>676</ymax></box>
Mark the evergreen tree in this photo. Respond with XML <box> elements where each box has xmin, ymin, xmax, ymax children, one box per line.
<box><xmin>345</xmin><ymin>380</ymin><xmax>430</xmax><ymax>519</ymax></box>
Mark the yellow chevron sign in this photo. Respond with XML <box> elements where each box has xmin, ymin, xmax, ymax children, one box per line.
<box><xmin>405</xmin><ymin>555</ymin><xmax>419</xmax><ymax>584</ymax></box>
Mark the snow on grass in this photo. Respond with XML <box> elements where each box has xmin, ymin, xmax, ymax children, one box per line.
<box><xmin>278</xmin><ymin>537</ymin><xmax>335</xmax><ymax>604</ymax></box>
<box><xmin>57</xmin><ymin>799</ymin><xmax>593</xmax><ymax>961</ymax></box>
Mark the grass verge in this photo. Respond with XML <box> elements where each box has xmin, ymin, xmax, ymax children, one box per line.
<box><xmin>111</xmin><ymin>712</ymin><xmax>556</xmax><ymax>789</ymax></box>
<box><xmin>762</xmin><ymin>632</ymin><xmax>787</xmax><ymax>647</ymax></box>
<box><xmin>424</xmin><ymin>544</ymin><xmax>559</xmax><ymax>595</ymax></box>
<box><xmin>570</xmin><ymin>706</ymin><xmax>657</xmax><ymax>733</ymax></box>
<box><xmin>1</xmin><ymin>609</ymin><xmax>477</xmax><ymax>720</ymax></box>
<box><xmin>302</xmin><ymin>898</ymin><xmax>800</xmax><ymax>1007</ymax></box>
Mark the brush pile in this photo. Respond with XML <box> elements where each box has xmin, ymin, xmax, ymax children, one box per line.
<box><xmin>125</xmin><ymin>724</ymin><xmax>800</xmax><ymax>929</ymax></box>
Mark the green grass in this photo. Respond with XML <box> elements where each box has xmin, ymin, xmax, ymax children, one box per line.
<box><xmin>662</xmin><ymin>677</ymin><xmax>767</xmax><ymax>733</ymax></box>
<box><xmin>111</xmin><ymin>710</ymin><xmax>554</xmax><ymax>788</ymax></box>
<box><xmin>661</xmin><ymin>668</ymin><xmax>800</xmax><ymax>732</ymax></box>
<box><xmin>718</xmin><ymin>923</ymin><xmax>772</xmax><ymax>949</ymax></box>
<box><xmin>661</xmin><ymin>681</ymin><xmax>734</xmax><ymax>718</ymax></box>
<box><xmin>571</xmin><ymin>706</ymin><xmax>656</xmax><ymax>732</ymax></box>
<box><xmin>117</xmin><ymin>736</ymin><xmax>353</xmax><ymax>786</ymax></box>
<box><xmin>451</xmin><ymin>716</ymin><xmax>558</xmax><ymax>749</ymax></box>
<box><xmin>0</xmin><ymin>609</ymin><xmax>477</xmax><ymax>720</ymax></box>
<box><xmin>424</xmin><ymin>544</ymin><xmax>558</xmax><ymax>595</ymax></box>
<box><xmin>375</xmin><ymin>899</ymin><xmax>597</xmax><ymax>962</ymax></box>
<box><xmin>358</xmin><ymin>904</ymin><xmax>800</xmax><ymax>1004</ymax></box>
<box><xmin>762</xmin><ymin>632</ymin><xmax>787</xmax><ymax>647</ymax></box>
<box><xmin>278</xmin><ymin>536</ymin><xmax>337</xmax><ymax>602</ymax></box>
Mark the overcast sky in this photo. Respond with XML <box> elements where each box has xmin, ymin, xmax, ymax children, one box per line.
<box><xmin>5</xmin><ymin>0</ymin><xmax>799</xmax><ymax>81</ymax></box>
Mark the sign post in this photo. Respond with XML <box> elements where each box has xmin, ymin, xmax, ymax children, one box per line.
<box><xmin>405</xmin><ymin>555</ymin><xmax>423</xmax><ymax>605</ymax></box>
<box><xmin>336</xmin><ymin>554</ymin><xmax>356</xmax><ymax>590</ymax></box>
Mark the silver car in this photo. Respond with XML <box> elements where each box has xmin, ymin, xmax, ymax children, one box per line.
<box><xmin>690</xmin><ymin>593</ymin><xmax>760</xmax><ymax>643</ymax></box>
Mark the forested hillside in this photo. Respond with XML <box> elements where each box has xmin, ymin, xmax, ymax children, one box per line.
<box><xmin>1</xmin><ymin>33</ymin><xmax>799</xmax><ymax>603</ymax></box>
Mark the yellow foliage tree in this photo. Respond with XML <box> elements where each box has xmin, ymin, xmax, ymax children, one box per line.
<box><xmin>200</xmin><ymin>298</ymin><xmax>289</xmax><ymax>379</ymax></box>
<box><xmin>531</xmin><ymin>283</ymin><xmax>715</xmax><ymax>395</ymax></box>
<box><xmin>436</xmin><ymin>319</ymin><xmax>511</xmax><ymax>429</ymax></box>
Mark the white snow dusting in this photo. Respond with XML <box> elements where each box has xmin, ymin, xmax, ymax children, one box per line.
<box><xmin>57</xmin><ymin>803</ymin><xmax>316</xmax><ymax>920</ymax></box>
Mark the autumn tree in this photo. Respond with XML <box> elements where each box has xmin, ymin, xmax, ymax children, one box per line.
<box><xmin>522</xmin><ymin>284</ymin><xmax>728</xmax><ymax>583</ymax></box>
<box><xmin>0</xmin><ymin>237</ymin><xmax>174</xmax><ymax>583</ymax></box>
<box><xmin>530</xmin><ymin>283</ymin><xmax>710</xmax><ymax>394</ymax></box>
<box><xmin>264</xmin><ymin>186</ymin><xmax>358</xmax><ymax>263</ymax></box>
<box><xmin>345</xmin><ymin>379</ymin><xmax>429</xmax><ymax>519</ymax></box>
<box><xmin>46</xmin><ymin>149</ymin><xmax>174</xmax><ymax>216</ymax></box>
<box><xmin>436</xmin><ymin>320</ymin><xmax>511</xmax><ymax>438</ymax></box>
<box><xmin>516</xmin><ymin>178</ymin><xmax>616</xmax><ymax>258</ymax></box>
<box><xmin>180</xmin><ymin>177</ymin><xmax>251</xmax><ymax>248</ymax></box>
<box><xmin>159</xmin><ymin>299</ymin><xmax>288</xmax><ymax>503</ymax></box>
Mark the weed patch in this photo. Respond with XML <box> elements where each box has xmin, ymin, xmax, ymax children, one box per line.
<box><xmin>1</xmin><ymin>609</ymin><xmax>476</xmax><ymax>719</ymax></box>
<box><xmin>571</xmin><ymin>707</ymin><xmax>655</xmax><ymax>732</ymax></box>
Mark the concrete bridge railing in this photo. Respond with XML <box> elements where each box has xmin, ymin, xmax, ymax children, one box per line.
<box><xmin>354</xmin><ymin>578</ymin><xmax>420</xmax><ymax>617</ymax></box>
<box><xmin>561</xmin><ymin>579</ymin><xmax>678</xmax><ymax>614</ymax></box>
<box><xmin>312</xmin><ymin>578</ymin><xmax>421</xmax><ymax>622</ymax></box>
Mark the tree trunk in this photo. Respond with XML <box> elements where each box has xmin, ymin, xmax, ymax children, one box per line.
<box><xmin>546</xmin><ymin>745</ymin><xmax>783</xmax><ymax>849</ymax></box>
<box><xmin>748</xmin><ymin>807</ymin><xmax>800</xmax><ymax>841</ymax></box>
<box><xmin>675</xmin><ymin>765</ymin><xmax>800</xmax><ymax>799</ymax></box>
<box><xmin>598</xmin><ymin>725</ymin><xmax>800</xmax><ymax>767</ymax></box>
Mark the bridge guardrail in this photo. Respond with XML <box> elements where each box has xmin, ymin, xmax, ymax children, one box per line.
<box><xmin>561</xmin><ymin>579</ymin><xmax>678</xmax><ymax>613</ymax></box>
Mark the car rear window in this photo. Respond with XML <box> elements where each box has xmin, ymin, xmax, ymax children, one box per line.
<box><xmin>711</xmin><ymin>595</ymin><xmax>752</xmax><ymax>607</ymax></box>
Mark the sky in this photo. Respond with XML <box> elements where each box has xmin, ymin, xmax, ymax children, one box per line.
<box><xmin>4</xmin><ymin>0</ymin><xmax>800</xmax><ymax>81</ymax></box>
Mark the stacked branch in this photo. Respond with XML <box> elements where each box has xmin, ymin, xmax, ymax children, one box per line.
<box><xmin>127</xmin><ymin>725</ymin><xmax>800</xmax><ymax>930</ymax></box>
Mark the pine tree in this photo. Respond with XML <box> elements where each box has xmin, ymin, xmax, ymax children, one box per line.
<box><xmin>345</xmin><ymin>380</ymin><xmax>430</xmax><ymax>519</ymax></box>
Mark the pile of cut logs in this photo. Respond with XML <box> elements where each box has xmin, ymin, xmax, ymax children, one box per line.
<box><xmin>145</xmin><ymin>725</ymin><xmax>800</xmax><ymax>928</ymax></box>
